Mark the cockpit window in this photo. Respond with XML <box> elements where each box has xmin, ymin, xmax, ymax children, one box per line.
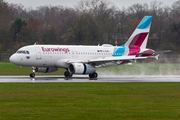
<box><xmin>26</xmin><ymin>51</ymin><xmax>30</xmax><ymax>54</ymax></box>
<box><xmin>17</xmin><ymin>51</ymin><xmax>22</xmax><ymax>53</ymax></box>
<box><xmin>16</xmin><ymin>50</ymin><xmax>30</xmax><ymax>54</ymax></box>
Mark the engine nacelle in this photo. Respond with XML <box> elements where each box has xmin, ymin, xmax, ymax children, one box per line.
<box><xmin>68</xmin><ymin>63</ymin><xmax>95</xmax><ymax>74</ymax></box>
<box><xmin>35</xmin><ymin>67</ymin><xmax>58</xmax><ymax>73</ymax></box>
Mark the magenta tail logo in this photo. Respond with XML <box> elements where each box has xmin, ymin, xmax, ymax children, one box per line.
<box><xmin>128</xmin><ymin>33</ymin><xmax>148</xmax><ymax>56</ymax></box>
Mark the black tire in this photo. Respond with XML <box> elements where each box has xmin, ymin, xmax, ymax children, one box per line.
<box><xmin>89</xmin><ymin>72</ymin><xmax>98</xmax><ymax>78</ymax></box>
<box><xmin>93</xmin><ymin>72</ymin><xmax>98</xmax><ymax>78</ymax></box>
<box><xmin>30</xmin><ymin>73</ymin><xmax>35</xmax><ymax>78</ymax></box>
<box><xmin>64</xmin><ymin>71</ymin><xmax>72</xmax><ymax>77</ymax></box>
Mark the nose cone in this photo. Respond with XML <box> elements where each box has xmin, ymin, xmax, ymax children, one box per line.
<box><xmin>9</xmin><ymin>54</ymin><xmax>18</xmax><ymax>65</ymax></box>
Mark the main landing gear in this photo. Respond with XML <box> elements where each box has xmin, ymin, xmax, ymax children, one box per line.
<box><xmin>64</xmin><ymin>71</ymin><xmax>73</xmax><ymax>77</ymax></box>
<box><xmin>64</xmin><ymin>70</ymin><xmax>98</xmax><ymax>79</ymax></box>
<box><xmin>89</xmin><ymin>72</ymin><xmax>98</xmax><ymax>79</ymax></box>
<box><xmin>30</xmin><ymin>67</ymin><xmax>36</xmax><ymax>78</ymax></box>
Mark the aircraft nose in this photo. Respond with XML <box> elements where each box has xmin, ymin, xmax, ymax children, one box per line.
<box><xmin>9</xmin><ymin>54</ymin><xmax>18</xmax><ymax>65</ymax></box>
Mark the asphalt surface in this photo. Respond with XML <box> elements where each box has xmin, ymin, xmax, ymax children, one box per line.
<box><xmin>0</xmin><ymin>75</ymin><xmax>180</xmax><ymax>83</ymax></box>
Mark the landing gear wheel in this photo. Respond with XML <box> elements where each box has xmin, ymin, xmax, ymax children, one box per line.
<box><xmin>30</xmin><ymin>67</ymin><xmax>36</xmax><ymax>78</ymax></box>
<box><xmin>30</xmin><ymin>73</ymin><xmax>35</xmax><ymax>78</ymax></box>
<box><xmin>64</xmin><ymin>71</ymin><xmax>73</xmax><ymax>77</ymax></box>
<box><xmin>89</xmin><ymin>72</ymin><xmax>98</xmax><ymax>78</ymax></box>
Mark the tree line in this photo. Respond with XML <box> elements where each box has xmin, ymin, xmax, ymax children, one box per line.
<box><xmin>1</xmin><ymin>0</ymin><xmax>180</xmax><ymax>53</ymax></box>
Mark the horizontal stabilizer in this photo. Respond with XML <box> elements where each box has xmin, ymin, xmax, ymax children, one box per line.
<box><xmin>138</xmin><ymin>50</ymin><xmax>172</xmax><ymax>55</ymax></box>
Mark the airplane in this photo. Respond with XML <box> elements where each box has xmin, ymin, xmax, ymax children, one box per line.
<box><xmin>9</xmin><ymin>16</ymin><xmax>158</xmax><ymax>78</ymax></box>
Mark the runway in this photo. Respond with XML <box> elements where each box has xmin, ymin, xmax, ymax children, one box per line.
<box><xmin>0</xmin><ymin>75</ymin><xmax>180</xmax><ymax>83</ymax></box>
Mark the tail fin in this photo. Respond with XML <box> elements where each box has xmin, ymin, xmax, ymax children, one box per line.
<box><xmin>124</xmin><ymin>16</ymin><xmax>152</xmax><ymax>56</ymax></box>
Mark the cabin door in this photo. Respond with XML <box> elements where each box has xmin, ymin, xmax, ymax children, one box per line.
<box><xmin>35</xmin><ymin>47</ymin><xmax>42</xmax><ymax>59</ymax></box>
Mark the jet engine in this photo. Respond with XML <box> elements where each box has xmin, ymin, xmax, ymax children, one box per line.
<box><xmin>68</xmin><ymin>63</ymin><xmax>95</xmax><ymax>74</ymax></box>
<box><xmin>35</xmin><ymin>67</ymin><xmax>58</xmax><ymax>73</ymax></box>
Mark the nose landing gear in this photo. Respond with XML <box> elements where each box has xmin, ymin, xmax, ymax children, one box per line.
<box><xmin>30</xmin><ymin>73</ymin><xmax>35</xmax><ymax>78</ymax></box>
<box><xmin>30</xmin><ymin>67</ymin><xmax>36</xmax><ymax>78</ymax></box>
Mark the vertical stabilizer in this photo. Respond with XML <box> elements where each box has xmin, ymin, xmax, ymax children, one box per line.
<box><xmin>124</xmin><ymin>16</ymin><xmax>152</xmax><ymax>56</ymax></box>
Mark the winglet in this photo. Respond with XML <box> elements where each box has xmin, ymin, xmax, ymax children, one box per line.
<box><xmin>155</xmin><ymin>54</ymin><xmax>159</xmax><ymax>60</ymax></box>
<box><xmin>148</xmin><ymin>54</ymin><xmax>159</xmax><ymax>60</ymax></box>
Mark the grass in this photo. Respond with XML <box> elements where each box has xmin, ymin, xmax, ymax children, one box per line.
<box><xmin>0</xmin><ymin>62</ymin><xmax>65</xmax><ymax>75</ymax></box>
<box><xmin>0</xmin><ymin>62</ymin><xmax>180</xmax><ymax>76</ymax></box>
<box><xmin>0</xmin><ymin>83</ymin><xmax>180</xmax><ymax>120</ymax></box>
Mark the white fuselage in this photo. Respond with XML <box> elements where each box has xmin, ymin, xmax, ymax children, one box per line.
<box><xmin>10</xmin><ymin>44</ymin><xmax>126</xmax><ymax>68</ymax></box>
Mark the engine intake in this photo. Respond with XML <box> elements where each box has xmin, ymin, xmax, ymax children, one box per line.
<box><xmin>68</xmin><ymin>63</ymin><xmax>95</xmax><ymax>74</ymax></box>
<box><xmin>35</xmin><ymin>67</ymin><xmax>58</xmax><ymax>73</ymax></box>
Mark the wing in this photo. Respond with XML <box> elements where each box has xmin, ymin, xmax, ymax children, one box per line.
<box><xmin>67</xmin><ymin>56</ymin><xmax>148</xmax><ymax>68</ymax></box>
<box><xmin>88</xmin><ymin>56</ymin><xmax>148</xmax><ymax>67</ymax></box>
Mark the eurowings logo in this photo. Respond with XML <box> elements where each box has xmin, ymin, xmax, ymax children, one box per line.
<box><xmin>41</xmin><ymin>47</ymin><xmax>70</xmax><ymax>53</ymax></box>
<box><xmin>26</xmin><ymin>56</ymin><xmax>30</xmax><ymax>59</ymax></box>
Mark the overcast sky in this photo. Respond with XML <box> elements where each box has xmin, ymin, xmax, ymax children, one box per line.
<box><xmin>5</xmin><ymin>0</ymin><xmax>178</xmax><ymax>9</ymax></box>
